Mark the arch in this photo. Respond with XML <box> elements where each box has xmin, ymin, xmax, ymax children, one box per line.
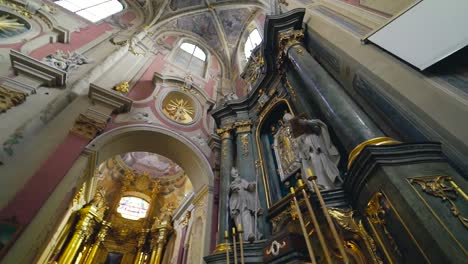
<box><xmin>87</xmin><ymin>124</ymin><xmax>214</xmax><ymax>191</ymax></box>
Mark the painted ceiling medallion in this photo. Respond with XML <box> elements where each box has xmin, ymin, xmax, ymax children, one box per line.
<box><xmin>162</xmin><ymin>91</ymin><xmax>196</xmax><ymax>124</ymax></box>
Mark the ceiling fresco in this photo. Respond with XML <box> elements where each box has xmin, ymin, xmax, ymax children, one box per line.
<box><xmin>120</xmin><ymin>152</ymin><xmax>183</xmax><ymax>179</ymax></box>
<box><xmin>152</xmin><ymin>0</ymin><xmax>269</xmax><ymax>69</ymax></box>
<box><xmin>169</xmin><ymin>0</ymin><xmax>204</xmax><ymax>11</ymax></box>
<box><xmin>218</xmin><ymin>8</ymin><xmax>254</xmax><ymax>47</ymax></box>
<box><xmin>162</xmin><ymin>13</ymin><xmax>221</xmax><ymax>51</ymax></box>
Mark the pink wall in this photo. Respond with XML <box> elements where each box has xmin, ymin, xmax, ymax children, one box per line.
<box><xmin>128</xmin><ymin>53</ymin><xmax>166</xmax><ymax>101</ymax></box>
<box><xmin>29</xmin><ymin>22</ymin><xmax>113</xmax><ymax>59</ymax></box>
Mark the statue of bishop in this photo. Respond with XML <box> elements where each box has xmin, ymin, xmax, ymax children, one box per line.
<box><xmin>284</xmin><ymin>114</ymin><xmax>342</xmax><ymax>190</ymax></box>
<box><xmin>229</xmin><ymin>167</ymin><xmax>262</xmax><ymax>242</ymax></box>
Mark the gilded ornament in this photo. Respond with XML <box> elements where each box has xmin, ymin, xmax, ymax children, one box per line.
<box><xmin>348</xmin><ymin>137</ymin><xmax>401</xmax><ymax>169</ymax></box>
<box><xmin>70</xmin><ymin>114</ymin><xmax>107</xmax><ymax>140</ymax></box>
<box><xmin>409</xmin><ymin>176</ymin><xmax>468</xmax><ymax>228</ymax></box>
<box><xmin>277</xmin><ymin>29</ymin><xmax>304</xmax><ymax>68</ymax></box>
<box><xmin>0</xmin><ymin>86</ymin><xmax>27</xmax><ymax>113</ymax></box>
<box><xmin>114</xmin><ymin>81</ymin><xmax>130</xmax><ymax>94</ymax></box>
<box><xmin>240</xmin><ymin>134</ymin><xmax>249</xmax><ymax>157</ymax></box>
<box><xmin>366</xmin><ymin>192</ymin><xmax>402</xmax><ymax>258</ymax></box>
<box><xmin>234</xmin><ymin>120</ymin><xmax>252</xmax><ymax>134</ymax></box>
<box><xmin>162</xmin><ymin>93</ymin><xmax>195</xmax><ymax>124</ymax></box>
<box><xmin>283</xmin><ymin>78</ymin><xmax>297</xmax><ymax>102</ymax></box>
<box><xmin>328</xmin><ymin>207</ymin><xmax>383</xmax><ymax>264</ymax></box>
<box><xmin>243</xmin><ymin>52</ymin><xmax>265</xmax><ymax>84</ymax></box>
<box><xmin>0</xmin><ymin>14</ymin><xmax>26</xmax><ymax>36</ymax></box>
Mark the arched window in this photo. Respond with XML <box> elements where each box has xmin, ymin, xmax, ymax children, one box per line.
<box><xmin>55</xmin><ymin>0</ymin><xmax>124</xmax><ymax>22</ymax></box>
<box><xmin>116</xmin><ymin>196</ymin><xmax>149</xmax><ymax>220</ymax></box>
<box><xmin>244</xmin><ymin>29</ymin><xmax>262</xmax><ymax>59</ymax></box>
<box><xmin>174</xmin><ymin>42</ymin><xmax>207</xmax><ymax>77</ymax></box>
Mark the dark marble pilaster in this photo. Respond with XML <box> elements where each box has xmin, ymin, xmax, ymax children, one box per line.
<box><xmin>217</xmin><ymin>129</ymin><xmax>235</xmax><ymax>244</ymax></box>
<box><xmin>346</xmin><ymin>142</ymin><xmax>468</xmax><ymax>263</ymax></box>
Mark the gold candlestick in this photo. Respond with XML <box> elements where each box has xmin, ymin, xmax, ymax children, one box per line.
<box><xmin>237</xmin><ymin>224</ymin><xmax>245</xmax><ymax>264</ymax></box>
<box><xmin>307</xmin><ymin>168</ymin><xmax>349</xmax><ymax>264</ymax></box>
<box><xmin>291</xmin><ymin>187</ymin><xmax>317</xmax><ymax>264</ymax></box>
<box><xmin>232</xmin><ymin>227</ymin><xmax>238</xmax><ymax>264</ymax></box>
<box><xmin>225</xmin><ymin>231</ymin><xmax>230</xmax><ymax>264</ymax></box>
<box><xmin>298</xmin><ymin>179</ymin><xmax>332</xmax><ymax>264</ymax></box>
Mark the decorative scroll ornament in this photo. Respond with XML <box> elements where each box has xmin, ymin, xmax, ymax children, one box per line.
<box><xmin>70</xmin><ymin>114</ymin><xmax>107</xmax><ymax>139</ymax></box>
<box><xmin>409</xmin><ymin>176</ymin><xmax>468</xmax><ymax>228</ymax></box>
<box><xmin>328</xmin><ymin>208</ymin><xmax>383</xmax><ymax>264</ymax></box>
<box><xmin>114</xmin><ymin>81</ymin><xmax>129</xmax><ymax>94</ymax></box>
<box><xmin>0</xmin><ymin>86</ymin><xmax>26</xmax><ymax>113</ymax></box>
<box><xmin>277</xmin><ymin>29</ymin><xmax>304</xmax><ymax>69</ymax></box>
<box><xmin>366</xmin><ymin>192</ymin><xmax>402</xmax><ymax>257</ymax></box>
<box><xmin>43</xmin><ymin>50</ymin><xmax>93</xmax><ymax>73</ymax></box>
<box><xmin>266</xmin><ymin>240</ymin><xmax>287</xmax><ymax>256</ymax></box>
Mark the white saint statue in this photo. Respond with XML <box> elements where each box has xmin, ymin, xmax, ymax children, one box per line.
<box><xmin>229</xmin><ymin>167</ymin><xmax>262</xmax><ymax>241</ymax></box>
<box><xmin>284</xmin><ymin>114</ymin><xmax>342</xmax><ymax>190</ymax></box>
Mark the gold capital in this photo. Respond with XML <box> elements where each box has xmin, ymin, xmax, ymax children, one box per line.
<box><xmin>277</xmin><ymin>29</ymin><xmax>304</xmax><ymax>68</ymax></box>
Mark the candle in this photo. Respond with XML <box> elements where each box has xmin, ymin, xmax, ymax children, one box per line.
<box><xmin>224</xmin><ymin>230</ymin><xmax>229</xmax><ymax>238</ymax></box>
<box><xmin>290</xmin><ymin>187</ymin><xmax>295</xmax><ymax>194</ymax></box>
<box><xmin>232</xmin><ymin>227</ymin><xmax>236</xmax><ymax>235</ymax></box>
<box><xmin>237</xmin><ymin>224</ymin><xmax>242</xmax><ymax>232</ymax></box>
<box><xmin>307</xmin><ymin>168</ymin><xmax>314</xmax><ymax>176</ymax></box>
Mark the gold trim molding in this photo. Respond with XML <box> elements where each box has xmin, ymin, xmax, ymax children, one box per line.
<box><xmin>347</xmin><ymin>137</ymin><xmax>401</xmax><ymax>169</ymax></box>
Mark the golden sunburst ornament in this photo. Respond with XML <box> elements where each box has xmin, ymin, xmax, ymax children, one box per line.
<box><xmin>0</xmin><ymin>14</ymin><xmax>25</xmax><ymax>35</ymax></box>
<box><xmin>164</xmin><ymin>98</ymin><xmax>195</xmax><ymax>123</ymax></box>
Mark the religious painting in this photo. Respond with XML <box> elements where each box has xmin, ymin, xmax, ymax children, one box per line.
<box><xmin>273</xmin><ymin>119</ymin><xmax>301</xmax><ymax>182</ymax></box>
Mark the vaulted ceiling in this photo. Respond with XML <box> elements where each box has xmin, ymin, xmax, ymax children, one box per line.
<box><xmin>144</xmin><ymin>0</ymin><xmax>271</xmax><ymax>70</ymax></box>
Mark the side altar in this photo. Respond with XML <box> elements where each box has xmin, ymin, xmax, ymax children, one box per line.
<box><xmin>205</xmin><ymin>9</ymin><xmax>467</xmax><ymax>264</ymax></box>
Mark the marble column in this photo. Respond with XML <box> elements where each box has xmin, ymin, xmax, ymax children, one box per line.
<box><xmin>215</xmin><ymin>128</ymin><xmax>234</xmax><ymax>245</ymax></box>
<box><xmin>279</xmin><ymin>30</ymin><xmax>397</xmax><ymax>160</ymax></box>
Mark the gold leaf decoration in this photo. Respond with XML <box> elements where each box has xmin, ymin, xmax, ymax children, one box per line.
<box><xmin>0</xmin><ymin>14</ymin><xmax>26</xmax><ymax>37</ymax></box>
<box><xmin>162</xmin><ymin>92</ymin><xmax>196</xmax><ymax>124</ymax></box>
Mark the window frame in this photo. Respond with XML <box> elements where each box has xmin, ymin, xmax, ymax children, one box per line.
<box><xmin>244</xmin><ymin>28</ymin><xmax>262</xmax><ymax>60</ymax></box>
<box><xmin>54</xmin><ymin>0</ymin><xmax>125</xmax><ymax>23</ymax></box>
<box><xmin>174</xmin><ymin>40</ymin><xmax>208</xmax><ymax>78</ymax></box>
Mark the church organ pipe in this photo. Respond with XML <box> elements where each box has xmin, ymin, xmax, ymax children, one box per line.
<box><xmin>284</xmin><ymin>38</ymin><xmax>387</xmax><ymax>152</ymax></box>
